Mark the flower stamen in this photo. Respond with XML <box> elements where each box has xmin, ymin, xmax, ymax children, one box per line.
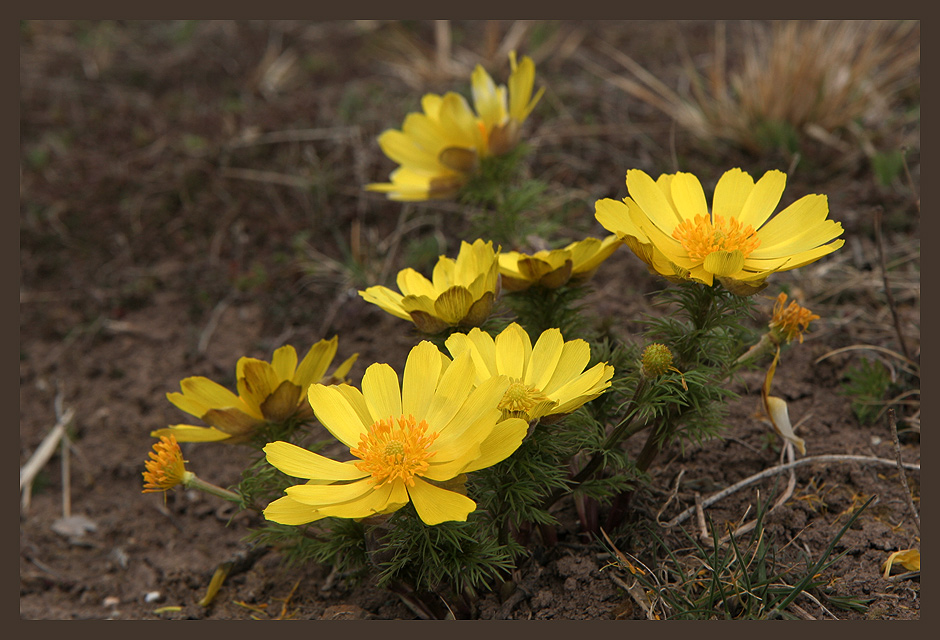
<box><xmin>351</xmin><ymin>415</ymin><xmax>439</xmax><ymax>487</ymax></box>
<box><xmin>672</xmin><ymin>214</ymin><xmax>761</xmax><ymax>263</ymax></box>
<box><xmin>498</xmin><ymin>380</ymin><xmax>552</xmax><ymax>419</ymax></box>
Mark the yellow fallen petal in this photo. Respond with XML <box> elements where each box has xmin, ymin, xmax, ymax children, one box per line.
<box><xmin>882</xmin><ymin>549</ymin><xmax>920</xmax><ymax>577</ymax></box>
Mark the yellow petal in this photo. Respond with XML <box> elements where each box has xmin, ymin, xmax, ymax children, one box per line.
<box><xmin>550</xmin><ymin>363</ymin><xmax>614</xmax><ymax>415</ymax></box>
<box><xmin>736</xmin><ymin>169</ymin><xmax>786</xmax><ymax>229</ymax></box>
<box><xmin>258</xmin><ymin>380</ymin><xmax>302</xmax><ymax>422</ymax></box>
<box><xmin>264</xmin><ymin>441</ymin><xmax>368</xmax><ymax>481</ymax></box>
<box><xmin>361</xmin><ymin>362</ymin><xmax>402</xmax><ymax>424</ymax></box>
<box><xmin>541</xmin><ymin>338</ymin><xmax>591</xmax><ymax>395</ymax></box>
<box><xmin>424</xmin><ymin>350</ymin><xmax>477</xmax><ymax>431</ymax></box>
<box><xmin>238</xmin><ymin>359</ymin><xmax>281</xmax><ymax>404</ymax></box>
<box><xmin>315</xmin><ymin>479</ymin><xmax>409</xmax><ymax>519</ymax></box>
<box><xmin>433</xmin><ymin>375</ymin><xmax>510</xmax><ymax>459</ymax></box>
<box><xmin>711</xmin><ymin>168</ymin><xmax>755</xmax><ymax>221</ymax></box>
<box><xmin>527</xmin><ymin>328</ymin><xmax>565</xmax><ymax>391</ymax></box>
<box><xmin>409</xmin><ymin>477</ymin><xmax>476</xmax><ymax>525</ymax></box>
<box><xmin>202</xmin><ymin>408</ymin><xmax>261</xmax><ymax>437</ymax></box>
<box><xmin>753</xmin><ymin>216</ymin><xmax>844</xmax><ymax>259</ymax></box>
<box><xmin>471</xmin><ymin>64</ymin><xmax>504</xmax><ymax>129</ymax></box>
<box><xmin>434</xmin><ymin>286</ymin><xmax>474</xmax><ymax>325</ymax></box>
<box><xmin>462</xmin><ymin>416</ymin><xmax>528</xmax><ymax>473</ymax></box>
<box><xmin>270</xmin><ymin>345</ymin><xmax>298</xmax><ymax>384</ymax></box>
<box><xmin>150</xmin><ymin>424</ymin><xmax>231</xmax><ymax>443</ymax></box>
<box><xmin>704</xmin><ymin>249</ymin><xmax>747</xmax><ymax>277</ymax></box>
<box><xmin>308</xmin><ymin>383</ymin><xmax>369</xmax><ymax>448</ymax></box>
<box><xmin>377</xmin><ymin>129</ymin><xmax>442</xmax><ymax>173</ymax></box>
<box><xmin>495</xmin><ymin>322</ymin><xmax>531</xmax><ymax>380</ymax></box>
<box><xmin>294</xmin><ymin>337</ymin><xmax>338</xmax><ymax>388</ymax></box>
<box><xmin>402</xmin><ymin>340</ymin><xmax>445</xmax><ymax>420</ymax></box>
<box><xmin>669</xmin><ymin>172</ymin><xmax>709</xmax><ymax>221</ymax></box>
<box><xmin>287</xmin><ymin>478</ymin><xmax>376</xmax><ymax>506</ymax></box>
<box><xmin>750</xmin><ymin>194</ymin><xmax>831</xmax><ymax>255</ymax></box>
<box><xmin>263</xmin><ymin>495</ymin><xmax>325</xmax><ymax>525</ymax></box>
<box><xmin>173</xmin><ymin>377</ymin><xmax>242</xmax><ymax>415</ymax></box>
<box><xmin>358</xmin><ymin>286</ymin><xmax>411</xmax><ymax>320</ymax></box>
<box><xmin>627</xmin><ymin>169</ymin><xmax>682</xmax><ymax>233</ymax></box>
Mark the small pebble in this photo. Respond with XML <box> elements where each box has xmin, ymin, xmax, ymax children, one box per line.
<box><xmin>871</xmin><ymin>436</ymin><xmax>882</xmax><ymax>446</ymax></box>
<box><xmin>144</xmin><ymin>591</ymin><xmax>162</xmax><ymax>603</ymax></box>
<box><xmin>103</xmin><ymin>596</ymin><xmax>120</xmax><ymax>607</ymax></box>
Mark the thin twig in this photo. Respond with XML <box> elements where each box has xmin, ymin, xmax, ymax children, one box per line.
<box><xmin>888</xmin><ymin>408</ymin><xmax>920</xmax><ymax>535</ymax></box>
<box><xmin>664</xmin><ymin>454</ymin><xmax>919</xmax><ymax>528</ymax></box>
<box><xmin>873</xmin><ymin>207</ymin><xmax>913</xmax><ymax>362</ymax></box>
<box><xmin>20</xmin><ymin>404</ymin><xmax>75</xmax><ymax>493</ymax></box>
<box><xmin>197</xmin><ymin>294</ymin><xmax>233</xmax><ymax>355</ymax></box>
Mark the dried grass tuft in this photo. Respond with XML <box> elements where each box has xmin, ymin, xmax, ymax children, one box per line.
<box><xmin>594</xmin><ymin>20</ymin><xmax>920</xmax><ymax>156</ymax></box>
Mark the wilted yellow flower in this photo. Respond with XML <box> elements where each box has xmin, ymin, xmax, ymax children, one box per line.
<box><xmin>445</xmin><ymin>322</ymin><xmax>614</xmax><ymax>423</ymax></box>
<box><xmin>359</xmin><ymin>239</ymin><xmax>499</xmax><ymax>334</ymax></box>
<box><xmin>366</xmin><ymin>52</ymin><xmax>543</xmax><ymax>201</ymax></box>
<box><xmin>152</xmin><ymin>337</ymin><xmax>358</xmax><ymax>444</ymax></box>
<box><xmin>142</xmin><ymin>435</ymin><xmax>192</xmax><ymax>493</ymax></box>
<box><xmin>263</xmin><ymin>341</ymin><xmax>528</xmax><ymax>526</ymax></box>
<box><xmin>761</xmin><ymin>347</ymin><xmax>806</xmax><ymax>454</ymax></box>
<box><xmin>498</xmin><ymin>235</ymin><xmax>622</xmax><ymax>292</ymax></box>
<box><xmin>768</xmin><ymin>292</ymin><xmax>820</xmax><ymax>344</ymax></box>
<box><xmin>595</xmin><ymin>168</ymin><xmax>844</xmax><ymax>295</ymax></box>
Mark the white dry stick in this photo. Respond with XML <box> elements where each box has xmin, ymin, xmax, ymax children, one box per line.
<box><xmin>20</xmin><ymin>406</ymin><xmax>75</xmax><ymax>514</ymax></box>
<box><xmin>664</xmin><ymin>454</ymin><xmax>920</xmax><ymax>528</ymax></box>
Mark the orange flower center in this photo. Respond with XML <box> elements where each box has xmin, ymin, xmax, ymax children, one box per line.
<box><xmin>350</xmin><ymin>415</ymin><xmax>439</xmax><ymax>487</ymax></box>
<box><xmin>142</xmin><ymin>435</ymin><xmax>190</xmax><ymax>493</ymax></box>
<box><xmin>671</xmin><ymin>214</ymin><xmax>761</xmax><ymax>263</ymax></box>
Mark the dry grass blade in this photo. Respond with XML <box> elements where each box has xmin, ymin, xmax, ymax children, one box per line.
<box><xmin>593</xmin><ymin>20</ymin><xmax>919</xmax><ymax>154</ymax></box>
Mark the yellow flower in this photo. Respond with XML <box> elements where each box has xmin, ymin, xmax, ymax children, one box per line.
<box><xmin>445</xmin><ymin>322</ymin><xmax>614</xmax><ymax>423</ymax></box>
<box><xmin>152</xmin><ymin>337</ymin><xmax>358</xmax><ymax>444</ymax></box>
<box><xmin>366</xmin><ymin>52</ymin><xmax>543</xmax><ymax>201</ymax></box>
<box><xmin>359</xmin><ymin>239</ymin><xmax>499</xmax><ymax>334</ymax></box>
<box><xmin>472</xmin><ymin>51</ymin><xmax>544</xmax><ymax>156</ymax></box>
<box><xmin>595</xmin><ymin>168</ymin><xmax>844</xmax><ymax>295</ymax></box>
<box><xmin>263</xmin><ymin>341</ymin><xmax>528</xmax><ymax>526</ymax></box>
<box><xmin>498</xmin><ymin>235</ymin><xmax>622</xmax><ymax>292</ymax></box>
<box><xmin>768</xmin><ymin>292</ymin><xmax>820</xmax><ymax>344</ymax></box>
<box><xmin>142</xmin><ymin>435</ymin><xmax>192</xmax><ymax>493</ymax></box>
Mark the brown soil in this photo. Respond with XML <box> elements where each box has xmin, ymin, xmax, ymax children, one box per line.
<box><xmin>20</xmin><ymin>20</ymin><xmax>920</xmax><ymax>620</ymax></box>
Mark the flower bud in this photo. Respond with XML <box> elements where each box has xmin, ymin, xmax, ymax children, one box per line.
<box><xmin>641</xmin><ymin>343</ymin><xmax>674</xmax><ymax>378</ymax></box>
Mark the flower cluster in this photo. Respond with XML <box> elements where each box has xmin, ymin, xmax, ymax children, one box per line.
<box><xmin>263</xmin><ymin>326</ymin><xmax>614</xmax><ymax>526</ymax></box>
<box><xmin>366</xmin><ymin>52</ymin><xmax>543</xmax><ymax>201</ymax></box>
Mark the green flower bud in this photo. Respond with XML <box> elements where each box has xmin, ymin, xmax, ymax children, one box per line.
<box><xmin>641</xmin><ymin>343</ymin><xmax>674</xmax><ymax>378</ymax></box>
